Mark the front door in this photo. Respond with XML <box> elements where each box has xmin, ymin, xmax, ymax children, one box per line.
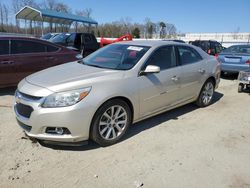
<box><xmin>139</xmin><ymin>46</ymin><xmax>181</xmax><ymax>117</ymax></box>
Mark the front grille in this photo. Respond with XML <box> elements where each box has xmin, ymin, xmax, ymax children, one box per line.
<box><xmin>16</xmin><ymin>103</ymin><xmax>33</xmax><ymax>118</ymax></box>
<box><xmin>17</xmin><ymin>91</ymin><xmax>42</xmax><ymax>101</ymax></box>
<box><xmin>16</xmin><ymin>119</ymin><xmax>32</xmax><ymax>132</ymax></box>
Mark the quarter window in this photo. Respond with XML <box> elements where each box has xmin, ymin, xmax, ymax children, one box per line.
<box><xmin>177</xmin><ymin>46</ymin><xmax>202</xmax><ymax>65</ymax></box>
<box><xmin>84</xmin><ymin>35</ymin><xmax>92</xmax><ymax>43</ymax></box>
<box><xmin>0</xmin><ymin>40</ymin><xmax>9</xmax><ymax>55</ymax></box>
<box><xmin>144</xmin><ymin>46</ymin><xmax>176</xmax><ymax>70</ymax></box>
<box><xmin>11</xmin><ymin>40</ymin><xmax>46</xmax><ymax>54</ymax></box>
<box><xmin>46</xmin><ymin>45</ymin><xmax>59</xmax><ymax>52</ymax></box>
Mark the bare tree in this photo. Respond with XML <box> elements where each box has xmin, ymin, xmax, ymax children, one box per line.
<box><xmin>3</xmin><ymin>4</ymin><xmax>9</xmax><ymax>26</ymax></box>
<box><xmin>120</xmin><ymin>17</ymin><xmax>132</xmax><ymax>34</ymax></box>
<box><xmin>12</xmin><ymin>0</ymin><xmax>22</xmax><ymax>32</ymax></box>
<box><xmin>0</xmin><ymin>3</ymin><xmax>3</xmax><ymax>31</ymax></box>
<box><xmin>74</xmin><ymin>8</ymin><xmax>93</xmax><ymax>32</ymax></box>
<box><xmin>159</xmin><ymin>21</ymin><xmax>166</xmax><ymax>38</ymax></box>
<box><xmin>43</xmin><ymin>0</ymin><xmax>57</xmax><ymax>32</ymax></box>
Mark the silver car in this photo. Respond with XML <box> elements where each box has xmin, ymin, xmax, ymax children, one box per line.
<box><xmin>14</xmin><ymin>41</ymin><xmax>220</xmax><ymax>146</ymax></box>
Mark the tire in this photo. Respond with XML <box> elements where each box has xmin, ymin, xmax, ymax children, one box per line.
<box><xmin>196</xmin><ymin>79</ymin><xmax>215</xmax><ymax>107</ymax></box>
<box><xmin>90</xmin><ymin>99</ymin><xmax>132</xmax><ymax>146</ymax></box>
<box><xmin>238</xmin><ymin>83</ymin><xmax>244</xmax><ymax>93</ymax></box>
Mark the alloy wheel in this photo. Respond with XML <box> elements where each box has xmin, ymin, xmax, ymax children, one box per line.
<box><xmin>201</xmin><ymin>82</ymin><xmax>214</xmax><ymax>105</ymax></box>
<box><xmin>98</xmin><ymin>105</ymin><xmax>128</xmax><ymax>140</ymax></box>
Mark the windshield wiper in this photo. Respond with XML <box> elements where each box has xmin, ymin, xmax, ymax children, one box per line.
<box><xmin>85</xmin><ymin>64</ymin><xmax>104</xmax><ymax>68</ymax></box>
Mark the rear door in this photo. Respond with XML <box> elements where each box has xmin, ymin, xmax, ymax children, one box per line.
<box><xmin>176</xmin><ymin>45</ymin><xmax>206</xmax><ymax>102</ymax></box>
<box><xmin>139</xmin><ymin>45</ymin><xmax>181</xmax><ymax>116</ymax></box>
<box><xmin>10</xmin><ymin>39</ymin><xmax>57</xmax><ymax>82</ymax></box>
<box><xmin>0</xmin><ymin>39</ymin><xmax>17</xmax><ymax>87</ymax></box>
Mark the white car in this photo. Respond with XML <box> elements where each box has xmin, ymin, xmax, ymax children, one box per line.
<box><xmin>14</xmin><ymin>41</ymin><xmax>220</xmax><ymax>146</ymax></box>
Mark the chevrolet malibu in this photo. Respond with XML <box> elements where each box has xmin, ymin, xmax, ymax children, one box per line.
<box><xmin>14</xmin><ymin>41</ymin><xmax>220</xmax><ymax>146</ymax></box>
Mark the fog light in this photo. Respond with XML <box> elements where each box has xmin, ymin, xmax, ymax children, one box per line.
<box><xmin>55</xmin><ymin>127</ymin><xmax>64</xmax><ymax>135</ymax></box>
<box><xmin>45</xmin><ymin>127</ymin><xmax>71</xmax><ymax>135</ymax></box>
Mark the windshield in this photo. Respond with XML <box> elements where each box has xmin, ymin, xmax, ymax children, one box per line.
<box><xmin>41</xmin><ymin>33</ymin><xmax>52</xmax><ymax>40</ymax></box>
<box><xmin>51</xmin><ymin>33</ymin><xmax>71</xmax><ymax>43</ymax></box>
<box><xmin>82</xmin><ymin>44</ymin><xmax>150</xmax><ymax>70</ymax></box>
<box><xmin>222</xmin><ymin>45</ymin><xmax>250</xmax><ymax>54</ymax></box>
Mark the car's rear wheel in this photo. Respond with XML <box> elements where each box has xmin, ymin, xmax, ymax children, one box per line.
<box><xmin>90</xmin><ymin>99</ymin><xmax>132</xmax><ymax>146</ymax></box>
<box><xmin>196</xmin><ymin>79</ymin><xmax>215</xmax><ymax>107</ymax></box>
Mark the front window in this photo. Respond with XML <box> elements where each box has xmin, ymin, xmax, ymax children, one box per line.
<box><xmin>81</xmin><ymin>44</ymin><xmax>150</xmax><ymax>70</ymax></box>
<box><xmin>143</xmin><ymin>46</ymin><xmax>176</xmax><ymax>70</ymax></box>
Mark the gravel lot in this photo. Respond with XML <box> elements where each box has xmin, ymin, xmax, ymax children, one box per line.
<box><xmin>0</xmin><ymin>77</ymin><xmax>250</xmax><ymax>188</ymax></box>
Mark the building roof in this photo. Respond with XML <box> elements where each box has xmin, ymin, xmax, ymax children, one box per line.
<box><xmin>16</xmin><ymin>6</ymin><xmax>98</xmax><ymax>25</ymax></box>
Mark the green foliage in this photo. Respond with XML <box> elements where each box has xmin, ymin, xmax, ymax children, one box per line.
<box><xmin>132</xmin><ymin>27</ymin><xmax>140</xmax><ymax>38</ymax></box>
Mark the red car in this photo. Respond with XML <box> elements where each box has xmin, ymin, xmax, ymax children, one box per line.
<box><xmin>0</xmin><ymin>36</ymin><xmax>81</xmax><ymax>88</ymax></box>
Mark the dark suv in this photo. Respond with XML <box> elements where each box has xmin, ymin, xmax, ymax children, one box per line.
<box><xmin>190</xmin><ymin>40</ymin><xmax>224</xmax><ymax>56</ymax></box>
<box><xmin>51</xmin><ymin>33</ymin><xmax>99</xmax><ymax>57</ymax></box>
<box><xmin>0</xmin><ymin>36</ymin><xmax>80</xmax><ymax>88</ymax></box>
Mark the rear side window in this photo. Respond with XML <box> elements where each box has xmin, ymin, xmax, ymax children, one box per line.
<box><xmin>11</xmin><ymin>40</ymin><xmax>46</xmax><ymax>54</ymax></box>
<box><xmin>177</xmin><ymin>46</ymin><xmax>202</xmax><ymax>65</ymax></box>
<box><xmin>84</xmin><ymin>35</ymin><xmax>92</xmax><ymax>43</ymax></box>
<box><xmin>144</xmin><ymin>46</ymin><xmax>176</xmax><ymax>70</ymax></box>
<box><xmin>46</xmin><ymin>44</ymin><xmax>59</xmax><ymax>52</ymax></box>
<box><xmin>0</xmin><ymin>40</ymin><xmax>9</xmax><ymax>55</ymax></box>
<box><xmin>215</xmin><ymin>43</ymin><xmax>223</xmax><ymax>54</ymax></box>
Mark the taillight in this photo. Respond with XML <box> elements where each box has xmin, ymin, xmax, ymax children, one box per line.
<box><xmin>215</xmin><ymin>54</ymin><xmax>220</xmax><ymax>64</ymax></box>
<box><xmin>246</xmin><ymin>59</ymin><xmax>250</xmax><ymax>64</ymax></box>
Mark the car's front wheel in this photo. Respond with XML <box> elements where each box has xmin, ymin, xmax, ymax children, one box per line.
<box><xmin>90</xmin><ymin>99</ymin><xmax>132</xmax><ymax>146</ymax></box>
<box><xmin>196</xmin><ymin>79</ymin><xmax>215</xmax><ymax>107</ymax></box>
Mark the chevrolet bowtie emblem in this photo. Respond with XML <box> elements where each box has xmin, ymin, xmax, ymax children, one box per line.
<box><xmin>15</xmin><ymin>92</ymin><xmax>22</xmax><ymax>104</ymax></box>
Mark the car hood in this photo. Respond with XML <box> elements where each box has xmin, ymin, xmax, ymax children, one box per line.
<box><xmin>25</xmin><ymin>62</ymin><xmax>123</xmax><ymax>92</ymax></box>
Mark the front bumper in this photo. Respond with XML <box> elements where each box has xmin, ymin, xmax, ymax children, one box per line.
<box><xmin>14</xmin><ymin>91</ymin><xmax>96</xmax><ymax>143</ymax></box>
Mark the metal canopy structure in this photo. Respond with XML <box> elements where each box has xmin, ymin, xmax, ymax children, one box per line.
<box><xmin>16</xmin><ymin>6</ymin><xmax>98</xmax><ymax>31</ymax></box>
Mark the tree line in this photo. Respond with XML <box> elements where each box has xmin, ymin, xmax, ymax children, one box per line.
<box><xmin>0</xmin><ymin>0</ymin><xmax>177</xmax><ymax>39</ymax></box>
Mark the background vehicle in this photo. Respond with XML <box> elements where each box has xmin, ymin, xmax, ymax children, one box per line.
<box><xmin>237</xmin><ymin>70</ymin><xmax>250</xmax><ymax>92</ymax></box>
<box><xmin>40</xmin><ymin>33</ymin><xmax>59</xmax><ymax>41</ymax></box>
<box><xmin>190</xmin><ymin>40</ymin><xmax>224</xmax><ymax>56</ymax></box>
<box><xmin>218</xmin><ymin>45</ymin><xmax>250</xmax><ymax>74</ymax></box>
<box><xmin>100</xmin><ymin>34</ymin><xmax>133</xmax><ymax>47</ymax></box>
<box><xmin>0</xmin><ymin>36</ymin><xmax>81</xmax><ymax>88</ymax></box>
<box><xmin>14</xmin><ymin>41</ymin><xmax>220</xmax><ymax>146</ymax></box>
<box><xmin>51</xmin><ymin>33</ymin><xmax>99</xmax><ymax>57</ymax></box>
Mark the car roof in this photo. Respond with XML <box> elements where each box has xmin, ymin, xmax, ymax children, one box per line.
<box><xmin>115</xmin><ymin>40</ymin><xmax>189</xmax><ymax>47</ymax></box>
<box><xmin>0</xmin><ymin>36</ymin><xmax>69</xmax><ymax>49</ymax></box>
<box><xmin>0</xmin><ymin>36</ymin><xmax>41</xmax><ymax>40</ymax></box>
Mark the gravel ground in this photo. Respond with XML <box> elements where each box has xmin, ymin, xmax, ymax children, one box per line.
<box><xmin>0</xmin><ymin>77</ymin><xmax>250</xmax><ymax>188</ymax></box>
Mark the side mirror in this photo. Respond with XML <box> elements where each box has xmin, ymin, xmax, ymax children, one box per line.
<box><xmin>140</xmin><ymin>65</ymin><xmax>160</xmax><ymax>76</ymax></box>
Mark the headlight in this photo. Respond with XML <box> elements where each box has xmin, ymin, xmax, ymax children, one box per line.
<box><xmin>42</xmin><ymin>87</ymin><xmax>91</xmax><ymax>108</ymax></box>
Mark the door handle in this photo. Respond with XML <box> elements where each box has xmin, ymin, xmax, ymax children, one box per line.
<box><xmin>46</xmin><ymin>56</ymin><xmax>55</xmax><ymax>60</ymax></box>
<box><xmin>198</xmin><ymin>69</ymin><xmax>205</xmax><ymax>74</ymax></box>
<box><xmin>171</xmin><ymin>76</ymin><xmax>179</xmax><ymax>82</ymax></box>
<box><xmin>0</xmin><ymin>61</ymin><xmax>14</xmax><ymax>65</ymax></box>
